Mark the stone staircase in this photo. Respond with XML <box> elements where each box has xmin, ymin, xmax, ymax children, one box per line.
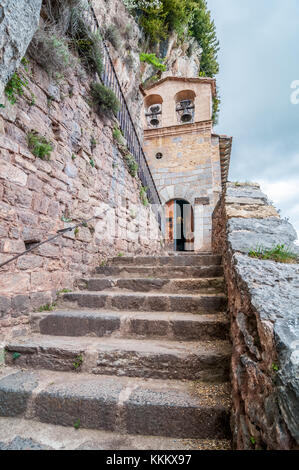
<box><xmin>0</xmin><ymin>253</ymin><xmax>232</xmax><ymax>450</ymax></box>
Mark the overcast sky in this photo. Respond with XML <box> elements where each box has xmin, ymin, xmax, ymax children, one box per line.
<box><xmin>208</xmin><ymin>0</ymin><xmax>299</xmax><ymax>240</ymax></box>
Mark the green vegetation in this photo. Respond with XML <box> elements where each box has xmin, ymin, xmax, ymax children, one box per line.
<box><xmin>4</xmin><ymin>72</ymin><xmax>28</xmax><ymax>105</ymax></box>
<box><xmin>27</xmin><ymin>132</ymin><xmax>53</xmax><ymax>160</ymax></box>
<box><xmin>74</xmin><ymin>419</ymin><xmax>81</xmax><ymax>430</ymax></box>
<box><xmin>190</xmin><ymin>0</ymin><xmax>220</xmax><ymax>78</ymax></box>
<box><xmin>212</xmin><ymin>93</ymin><xmax>221</xmax><ymax>125</ymax></box>
<box><xmin>73</xmin><ymin>354</ymin><xmax>83</xmax><ymax>370</ymax></box>
<box><xmin>89</xmin><ymin>158</ymin><xmax>95</xmax><ymax>168</ymax></box>
<box><xmin>117</xmin><ymin>252</ymin><xmax>125</xmax><ymax>257</ymax></box>
<box><xmin>248</xmin><ymin>244</ymin><xmax>298</xmax><ymax>264</ymax></box>
<box><xmin>28</xmin><ymin>27</ymin><xmax>74</xmax><ymax>77</ymax></box>
<box><xmin>140</xmin><ymin>53</ymin><xmax>166</xmax><ymax>71</ymax></box>
<box><xmin>90</xmin><ymin>136</ymin><xmax>97</xmax><ymax>151</ymax></box>
<box><xmin>12</xmin><ymin>352</ymin><xmax>21</xmax><ymax>361</ymax></box>
<box><xmin>113</xmin><ymin>126</ymin><xmax>124</xmax><ymax>145</ymax></box>
<box><xmin>105</xmin><ymin>25</ymin><xmax>122</xmax><ymax>50</ymax></box>
<box><xmin>90</xmin><ymin>82</ymin><xmax>120</xmax><ymax>116</ymax></box>
<box><xmin>61</xmin><ymin>214</ymin><xmax>73</xmax><ymax>223</ymax></box>
<box><xmin>72</xmin><ymin>29</ymin><xmax>103</xmax><ymax>76</ymax></box>
<box><xmin>38</xmin><ymin>303</ymin><xmax>56</xmax><ymax>312</ymax></box>
<box><xmin>272</xmin><ymin>363</ymin><xmax>279</xmax><ymax>372</ymax></box>
<box><xmin>126</xmin><ymin>0</ymin><xmax>220</xmax><ymax>121</ymax></box>
<box><xmin>140</xmin><ymin>186</ymin><xmax>149</xmax><ymax>206</ymax></box>
<box><xmin>56</xmin><ymin>288</ymin><xmax>72</xmax><ymax>295</ymax></box>
<box><xmin>250</xmin><ymin>436</ymin><xmax>256</xmax><ymax>445</ymax></box>
<box><xmin>124</xmin><ymin>153</ymin><xmax>138</xmax><ymax>178</ymax></box>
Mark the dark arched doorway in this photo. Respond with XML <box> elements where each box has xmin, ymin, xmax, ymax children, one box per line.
<box><xmin>165</xmin><ymin>199</ymin><xmax>194</xmax><ymax>251</ymax></box>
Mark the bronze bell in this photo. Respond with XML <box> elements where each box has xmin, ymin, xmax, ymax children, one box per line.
<box><xmin>150</xmin><ymin>115</ymin><xmax>160</xmax><ymax>126</ymax></box>
<box><xmin>180</xmin><ymin>109</ymin><xmax>192</xmax><ymax>123</ymax></box>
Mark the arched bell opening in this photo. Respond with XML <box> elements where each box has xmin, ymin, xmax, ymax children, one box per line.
<box><xmin>144</xmin><ymin>94</ymin><xmax>163</xmax><ymax>128</ymax></box>
<box><xmin>174</xmin><ymin>90</ymin><xmax>196</xmax><ymax>125</ymax></box>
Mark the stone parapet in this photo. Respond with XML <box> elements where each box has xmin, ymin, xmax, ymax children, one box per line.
<box><xmin>212</xmin><ymin>182</ymin><xmax>299</xmax><ymax>449</ymax></box>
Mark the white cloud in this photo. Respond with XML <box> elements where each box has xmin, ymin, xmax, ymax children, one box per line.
<box><xmin>256</xmin><ymin>178</ymin><xmax>299</xmax><ymax>242</ymax></box>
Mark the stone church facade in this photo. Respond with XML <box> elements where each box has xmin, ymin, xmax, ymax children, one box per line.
<box><xmin>142</xmin><ymin>77</ymin><xmax>232</xmax><ymax>252</ymax></box>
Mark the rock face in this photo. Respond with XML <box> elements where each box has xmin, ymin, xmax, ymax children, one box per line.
<box><xmin>212</xmin><ymin>182</ymin><xmax>299</xmax><ymax>449</ymax></box>
<box><xmin>0</xmin><ymin>0</ymin><xmax>42</xmax><ymax>98</ymax></box>
<box><xmin>92</xmin><ymin>0</ymin><xmax>202</xmax><ymax>137</ymax></box>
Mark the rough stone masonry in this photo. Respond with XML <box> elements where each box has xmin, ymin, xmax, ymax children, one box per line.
<box><xmin>213</xmin><ymin>182</ymin><xmax>299</xmax><ymax>450</ymax></box>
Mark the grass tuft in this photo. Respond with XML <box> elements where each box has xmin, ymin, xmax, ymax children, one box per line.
<box><xmin>248</xmin><ymin>244</ymin><xmax>298</xmax><ymax>264</ymax></box>
<box><xmin>27</xmin><ymin>131</ymin><xmax>53</xmax><ymax>160</ymax></box>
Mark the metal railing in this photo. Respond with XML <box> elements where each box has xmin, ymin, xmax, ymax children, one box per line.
<box><xmin>0</xmin><ymin>217</ymin><xmax>96</xmax><ymax>269</ymax></box>
<box><xmin>86</xmin><ymin>2</ymin><xmax>162</xmax><ymax>215</ymax></box>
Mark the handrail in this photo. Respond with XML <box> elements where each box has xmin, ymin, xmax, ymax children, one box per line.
<box><xmin>0</xmin><ymin>216</ymin><xmax>97</xmax><ymax>269</ymax></box>
<box><xmin>86</xmin><ymin>2</ymin><xmax>162</xmax><ymax>215</ymax></box>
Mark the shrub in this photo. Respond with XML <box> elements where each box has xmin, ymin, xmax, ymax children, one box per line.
<box><xmin>27</xmin><ymin>131</ymin><xmax>53</xmax><ymax>159</ymax></box>
<box><xmin>90</xmin><ymin>82</ymin><xmax>120</xmax><ymax>116</ymax></box>
<box><xmin>68</xmin><ymin>7</ymin><xmax>103</xmax><ymax>76</ymax></box>
<box><xmin>212</xmin><ymin>93</ymin><xmax>221</xmax><ymax>125</ymax></box>
<box><xmin>104</xmin><ymin>25</ymin><xmax>122</xmax><ymax>50</ymax></box>
<box><xmin>4</xmin><ymin>72</ymin><xmax>28</xmax><ymax>105</ymax></box>
<box><xmin>140</xmin><ymin>186</ymin><xmax>149</xmax><ymax>206</ymax></box>
<box><xmin>113</xmin><ymin>126</ymin><xmax>124</xmax><ymax>145</ymax></box>
<box><xmin>248</xmin><ymin>244</ymin><xmax>298</xmax><ymax>264</ymax></box>
<box><xmin>140</xmin><ymin>53</ymin><xmax>166</xmax><ymax>71</ymax></box>
<box><xmin>28</xmin><ymin>25</ymin><xmax>74</xmax><ymax>77</ymax></box>
<box><xmin>124</xmin><ymin>153</ymin><xmax>138</xmax><ymax>178</ymax></box>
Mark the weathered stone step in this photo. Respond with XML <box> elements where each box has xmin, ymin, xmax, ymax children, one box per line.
<box><xmin>96</xmin><ymin>265</ymin><xmax>223</xmax><ymax>279</ymax></box>
<box><xmin>5</xmin><ymin>335</ymin><xmax>231</xmax><ymax>382</ymax></box>
<box><xmin>0</xmin><ymin>416</ymin><xmax>232</xmax><ymax>450</ymax></box>
<box><xmin>108</xmin><ymin>255</ymin><xmax>222</xmax><ymax>267</ymax></box>
<box><xmin>31</xmin><ymin>309</ymin><xmax>229</xmax><ymax>341</ymax></box>
<box><xmin>79</xmin><ymin>277</ymin><xmax>225</xmax><ymax>294</ymax></box>
<box><xmin>0</xmin><ymin>369</ymin><xmax>231</xmax><ymax>438</ymax></box>
<box><xmin>63</xmin><ymin>291</ymin><xmax>227</xmax><ymax>314</ymax></box>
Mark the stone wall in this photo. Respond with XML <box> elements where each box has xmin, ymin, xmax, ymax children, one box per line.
<box><xmin>212</xmin><ymin>182</ymin><xmax>299</xmax><ymax>449</ymax></box>
<box><xmin>0</xmin><ymin>52</ymin><xmax>163</xmax><ymax>342</ymax></box>
<box><xmin>0</xmin><ymin>0</ymin><xmax>42</xmax><ymax>98</ymax></box>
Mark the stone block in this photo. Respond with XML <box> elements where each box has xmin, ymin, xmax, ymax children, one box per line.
<box><xmin>0</xmin><ymin>273</ymin><xmax>30</xmax><ymax>295</ymax></box>
<box><xmin>0</xmin><ymin>161</ymin><xmax>27</xmax><ymax>186</ymax></box>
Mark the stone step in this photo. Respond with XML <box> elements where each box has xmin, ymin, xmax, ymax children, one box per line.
<box><xmin>0</xmin><ymin>368</ymin><xmax>231</xmax><ymax>439</ymax></box>
<box><xmin>108</xmin><ymin>255</ymin><xmax>222</xmax><ymax>267</ymax></box>
<box><xmin>5</xmin><ymin>335</ymin><xmax>231</xmax><ymax>382</ymax></box>
<box><xmin>63</xmin><ymin>291</ymin><xmax>227</xmax><ymax>314</ymax></box>
<box><xmin>0</xmin><ymin>416</ymin><xmax>232</xmax><ymax>450</ymax></box>
<box><xmin>96</xmin><ymin>265</ymin><xmax>223</xmax><ymax>279</ymax></box>
<box><xmin>31</xmin><ymin>309</ymin><xmax>230</xmax><ymax>341</ymax></box>
<box><xmin>79</xmin><ymin>277</ymin><xmax>225</xmax><ymax>294</ymax></box>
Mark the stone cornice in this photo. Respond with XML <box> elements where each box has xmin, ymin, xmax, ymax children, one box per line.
<box><xmin>141</xmin><ymin>76</ymin><xmax>217</xmax><ymax>97</ymax></box>
<box><xmin>144</xmin><ymin>120</ymin><xmax>213</xmax><ymax>139</ymax></box>
<box><xmin>212</xmin><ymin>134</ymin><xmax>233</xmax><ymax>186</ymax></box>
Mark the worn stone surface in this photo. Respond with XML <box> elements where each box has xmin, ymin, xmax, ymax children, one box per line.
<box><xmin>32</xmin><ymin>310</ymin><xmax>229</xmax><ymax>341</ymax></box>
<box><xmin>0</xmin><ymin>0</ymin><xmax>42</xmax><ymax>97</ymax></box>
<box><xmin>0</xmin><ymin>368</ymin><xmax>231</xmax><ymax>439</ymax></box>
<box><xmin>0</xmin><ymin>416</ymin><xmax>231</xmax><ymax>450</ymax></box>
<box><xmin>212</xmin><ymin>182</ymin><xmax>299</xmax><ymax>450</ymax></box>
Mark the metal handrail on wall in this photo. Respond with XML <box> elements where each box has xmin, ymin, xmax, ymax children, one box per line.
<box><xmin>86</xmin><ymin>2</ymin><xmax>162</xmax><ymax>216</ymax></box>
